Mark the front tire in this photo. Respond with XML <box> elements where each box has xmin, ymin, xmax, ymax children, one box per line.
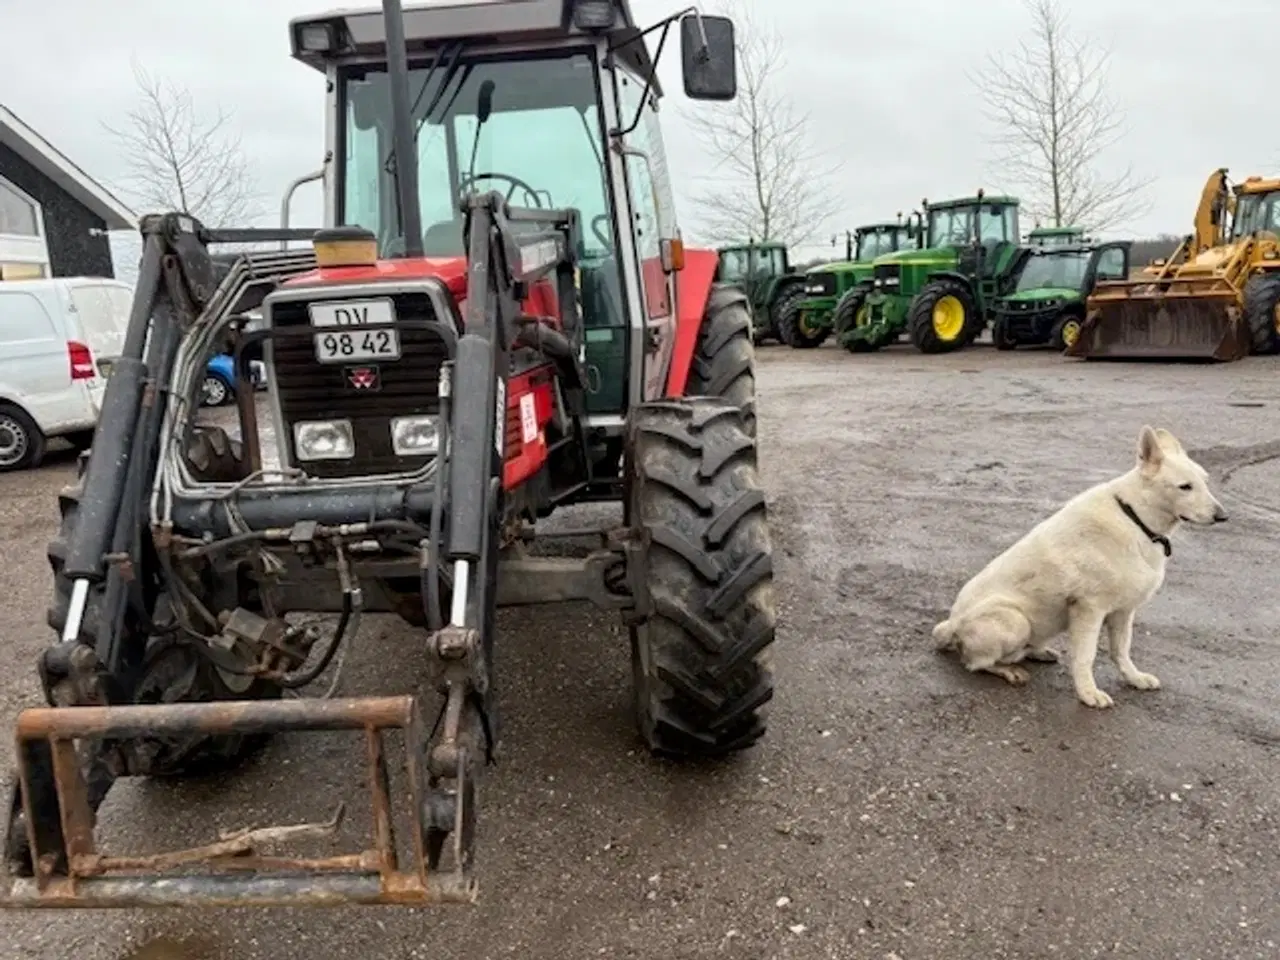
<box><xmin>46</xmin><ymin>427</ymin><xmax>271</xmax><ymax>777</ymax></box>
<box><xmin>832</xmin><ymin>289</ymin><xmax>876</xmax><ymax>353</ymax></box>
<box><xmin>626</xmin><ymin>398</ymin><xmax>775</xmax><ymax>758</ymax></box>
<box><xmin>908</xmin><ymin>279</ymin><xmax>978</xmax><ymax>354</ymax></box>
<box><xmin>992</xmin><ymin>317</ymin><xmax>1018</xmax><ymax>351</ymax></box>
<box><xmin>1243</xmin><ymin>273</ymin><xmax>1280</xmax><ymax>355</ymax></box>
<box><xmin>1050</xmin><ymin>313</ymin><xmax>1084</xmax><ymax>352</ymax></box>
<box><xmin>777</xmin><ymin>290</ymin><xmax>829</xmax><ymax>349</ymax></box>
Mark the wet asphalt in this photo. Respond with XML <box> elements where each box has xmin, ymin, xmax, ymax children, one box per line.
<box><xmin>0</xmin><ymin>344</ymin><xmax>1278</xmax><ymax>960</ymax></box>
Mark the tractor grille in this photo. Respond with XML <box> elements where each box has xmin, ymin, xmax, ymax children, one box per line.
<box><xmin>873</xmin><ymin>263</ymin><xmax>901</xmax><ymax>286</ymax></box>
<box><xmin>805</xmin><ymin>272</ymin><xmax>837</xmax><ymax>296</ymax></box>
<box><xmin>269</xmin><ymin>291</ymin><xmax>449</xmax><ymax>479</ymax></box>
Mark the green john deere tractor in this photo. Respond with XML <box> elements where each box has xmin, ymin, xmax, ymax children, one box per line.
<box><xmin>777</xmin><ymin>220</ymin><xmax>919</xmax><ymax>349</ymax></box>
<box><xmin>990</xmin><ymin>239</ymin><xmax>1131</xmax><ymax>351</ymax></box>
<box><xmin>714</xmin><ymin>240</ymin><xmax>805</xmax><ymax>345</ymax></box>
<box><xmin>837</xmin><ymin>191</ymin><xmax>1024</xmax><ymax>354</ymax></box>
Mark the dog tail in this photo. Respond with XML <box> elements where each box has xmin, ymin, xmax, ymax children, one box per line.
<box><xmin>932</xmin><ymin>618</ymin><xmax>959</xmax><ymax>651</ymax></box>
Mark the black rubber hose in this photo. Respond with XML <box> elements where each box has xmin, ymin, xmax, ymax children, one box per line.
<box><xmin>277</xmin><ymin>592</ymin><xmax>352</xmax><ymax>689</ymax></box>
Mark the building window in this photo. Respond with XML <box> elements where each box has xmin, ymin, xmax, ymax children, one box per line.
<box><xmin>0</xmin><ymin>178</ymin><xmax>40</xmax><ymax>237</ymax></box>
<box><xmin>0</xmin><ymin>262</ymin><xmax>45</xmax><ymax>280</ymax></box>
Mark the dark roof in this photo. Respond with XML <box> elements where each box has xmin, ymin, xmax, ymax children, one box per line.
<box><xmin>0</xmin><ymin>102</ymin><xmax>136</xmax><ymax>230</ymax></box>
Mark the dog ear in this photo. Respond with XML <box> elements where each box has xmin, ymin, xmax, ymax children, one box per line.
<box><xmin>1137</xmin><ymin>425</ymin><xmax>1163</xmax><ymax>466</ymax></box>
<box><xmin>1154</xmin><ymin>428</ymin><xmax>1185</xmax><ymax>455</ymax></box>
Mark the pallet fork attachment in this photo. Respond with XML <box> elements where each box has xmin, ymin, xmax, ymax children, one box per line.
<box><xmin>1</xmin><ymin>696</ymin><xmax>478</xmax><ymax>908</ymax></box>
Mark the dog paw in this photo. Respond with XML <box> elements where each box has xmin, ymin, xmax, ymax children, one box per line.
<box><xmin>1025</xmin><ymin>648</ymin><xmax>1060</xmax><ymax>663</ymax></box>
<box><xmin>1077</xmin><ymin>687</ymin><xmax>1114</xmax><ymax>709</ymax></box>
<box><xmin>990</xmin><ymin>664</ymin><xmax>1030</xmax><ymax>686</ymax></box>
<box><xmin>1125</xmin><ymin>671</ymin><xmax>1161</xmax><ymax>691</ymax></box>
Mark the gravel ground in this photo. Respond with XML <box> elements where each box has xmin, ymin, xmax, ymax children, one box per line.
<box><xmin>1</xmin><ymin>344</ymin><xmax>1278</xmax><ymax>960</ymax></box>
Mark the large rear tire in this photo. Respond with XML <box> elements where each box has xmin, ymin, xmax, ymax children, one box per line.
<box><xmin>626</xmin><ymin>398</ymin><xmax>775</xmax><ymax>758</ymax></box>
<box><xmin>1243</xmin><ymin>273</ymin><xmax>1280</xmax><ymax>355</ymax></box>
<box><xmin>908</xmin><ymin>279</ymin><xmax>978</xmax><ymax>354</ymax></box>
<box><xmin>686</xmin><ymin>284</ymin><xmax>757</xmax><ymax>436</ymax></box>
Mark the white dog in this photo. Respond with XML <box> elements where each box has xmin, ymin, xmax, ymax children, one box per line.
<box><xmin>932</xmin><ymin>425</ymin><xmax>1227</xmax><ymax>708</ymax></box>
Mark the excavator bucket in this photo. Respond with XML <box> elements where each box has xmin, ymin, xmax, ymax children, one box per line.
<box><xmin>1</xmin><ymin>697</ymin><xmax>477</xmax><ymax>909</ymax></box>
<box><xmin>1067</xmin><ymin>277</ymin><xmax>1251</xmax><ymax>361</ymax></box>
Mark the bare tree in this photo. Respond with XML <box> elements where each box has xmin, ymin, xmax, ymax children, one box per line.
<box><xmin>972</xmin><ymin>0</ymin><xmax>1151</xmax><ymax>232</ymax></box>
<box><xmin>104</xmin><ymin>59</ymin><xmax>262</xmax><ymax>228</ymax></box>
<box><xmin>683</xmin><ymin>2</ymin><xmax>836</xmax><ymax>247</ymax></box>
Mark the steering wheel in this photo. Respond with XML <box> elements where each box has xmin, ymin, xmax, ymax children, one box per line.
<box><xmin>459</xmin><ymin>171</ymin><xmax>545</xmax><ymax>209</ymax></box>
<box><xmin>590</xmin><ymin>214</ymin><xmax>613</xmax><ymax>250</ymax></box>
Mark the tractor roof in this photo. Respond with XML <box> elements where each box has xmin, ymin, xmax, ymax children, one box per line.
<box><xmin>290</xmin><ymin>0</ymin><xmax>657</xmax><ymax>87</ymax></box>
<box><xmin>720</xmin><ymin>240</ymin><xmax>786</xmax><ymax>252</ymax></box>
<box><xmin>857</xmin><ymin>222</ymin><xmax>904</xmax><ymax>233</ymax></box>
<box><xmin>1028</xmin><ymin>239</ymin><xmax>1131</xmax><ymax>256</ymax></box>
<box><xmin>1235</xmin><ymin>175</ymin><xmax>1280</xmax><ymax>196</ymax></box>
<box><xmin>927</xmin><ymin>195</ymin><xmax>1019</xmax><ymax>210</ymax></box>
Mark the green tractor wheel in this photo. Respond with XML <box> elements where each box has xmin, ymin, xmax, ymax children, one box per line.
<box><xmin>832</xmin><ymin>289</ymin><xmax>876</xmax><ymax>353</ymax></box>
<box><xmin>777</xmin><ymin>291</ymin><xmax>829</xmax><ymax>349</ymax></box>
<box><xmin>908</xmin><ymin>279</ymin><xmax>978</xmax><ymax>354</ymax></box>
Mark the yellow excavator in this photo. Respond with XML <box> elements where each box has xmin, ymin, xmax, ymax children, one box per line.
<box><xmin>1067</xmin><ymin>168</ymin><xmax>1280</xmax><ymax>360</ymax></box>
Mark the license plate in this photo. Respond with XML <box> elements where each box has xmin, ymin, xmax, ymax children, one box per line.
<box><xmin>308</xmin><ymin>298</ymin><xmax>400</xmax><ymax>363</ymax></box>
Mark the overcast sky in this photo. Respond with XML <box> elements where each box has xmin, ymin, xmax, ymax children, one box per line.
<box><xmin>3</xmin><ymin>0</ymin><xmax>1276</xmax><ymax>273</ymax></box>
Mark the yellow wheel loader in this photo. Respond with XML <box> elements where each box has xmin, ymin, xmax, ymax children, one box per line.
<box><xmin>1067</xmin><ymin>169</ymin><xmax>1280</xmax><ymax>360</ymax></box>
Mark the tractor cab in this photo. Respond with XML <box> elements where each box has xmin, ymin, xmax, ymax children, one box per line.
<box><xmin>299</xmin><ymin>0</ymin><xmax>738</xmax><ymax>419</ymax></box>
<box><xmin>715</xmin><ymin>240</ymin><xmax>790</xmax><ymax>296</ymax></box>
<box><xmin>925</xmin><ymin>194</ymin><xmax>1021</xmax><ymax>267</ymax></box>
<box><xmin>854</xmin><ymin>220</ymin><xmax>918</xmax><ymax>261</ymax></box>
<box><xmin>1228</xmin><ymin>176</ymin><xmax>1280</xmax><ymax>240</ymax></box>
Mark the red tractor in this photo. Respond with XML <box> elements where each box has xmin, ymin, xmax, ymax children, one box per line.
<box><xmin>2</xmin><ymin>0</ymin><xmax>775</xmax><ymax>910</ymax></box>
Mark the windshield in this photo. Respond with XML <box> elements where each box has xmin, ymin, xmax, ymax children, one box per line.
<box><xmin>340</xmin><ymin>50</ymin><xmax>613</xmax><ymax>261</ymax></box>
<box><xmin>928</xmin><ymin>203</ymin><xmax>1018</xmax><ymax>248</ymax></box>
<box><xmin>719</xmin><ymin>249</ymin><xmax>748</xmax><ymax>281</ymax></box>
<box><xmin>855</xmin><ymin>229</ymin><xmax>894</xmax><ymax>261</ymax></box>
<box><xmin>1231</xmin><ymin>191</ymin><xmax>1280</xmax><ymax>239</ymax></box>
<box><xmin>1015</xmin><ymin>250</ymin><xmax>1090</xmax><ymax>292</ymax></box>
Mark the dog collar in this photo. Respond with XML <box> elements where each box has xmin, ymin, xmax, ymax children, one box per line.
<box><xmin>1115</xmin><ymin>496</ymin><xmax>1171</xmax><ymax>557</ymax></box>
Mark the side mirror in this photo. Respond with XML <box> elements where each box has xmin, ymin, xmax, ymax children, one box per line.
<box><xmin>680</xmin><ymin>14</ymin><xmax>736</xmax><ymax>101</ymax></box>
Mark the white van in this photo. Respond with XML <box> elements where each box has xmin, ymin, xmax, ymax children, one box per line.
<box><xmin>0</xmin><ymin>277</ymin><xmax>132</xmax><ymax>472</ymax></box>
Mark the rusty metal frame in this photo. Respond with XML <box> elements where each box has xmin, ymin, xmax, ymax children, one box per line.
<box><xmin>2</xmin><ymin>696</ymin><xmax>477</xmax><ymax>908</ymax></box>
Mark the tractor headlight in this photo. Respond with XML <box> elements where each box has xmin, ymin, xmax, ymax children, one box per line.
<box><xmin>391</xmin><ymin>415</ymin><xmax>440</xmax><ymax>456</ymax></box>
<box><xmin>294</xmin><ymin>419</ymin><xmax>355</xmax><ymax>461</ymax></box>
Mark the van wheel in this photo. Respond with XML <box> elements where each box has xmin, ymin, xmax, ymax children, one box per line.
<box><xmin>0</xmin><ymin>405</ymin><xmax>45</xmax><ymax>472</ymax></box>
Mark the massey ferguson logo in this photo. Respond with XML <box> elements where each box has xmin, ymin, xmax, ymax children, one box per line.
<box><xmin>345</xmin><ymin>365</ymin><xmax>380</xmax><ymax>390</ymax></box>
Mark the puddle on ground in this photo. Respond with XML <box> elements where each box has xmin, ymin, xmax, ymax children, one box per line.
<box><xmin>119</xmin><ymin>937</ymin><xmax>223</xmax><ymax>960</ymax></box>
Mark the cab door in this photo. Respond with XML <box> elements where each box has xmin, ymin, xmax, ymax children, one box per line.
<box><xmin>613</xmin><ymin>69</ymin><xmax>679</xmax><ymax>401</ymax></box>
